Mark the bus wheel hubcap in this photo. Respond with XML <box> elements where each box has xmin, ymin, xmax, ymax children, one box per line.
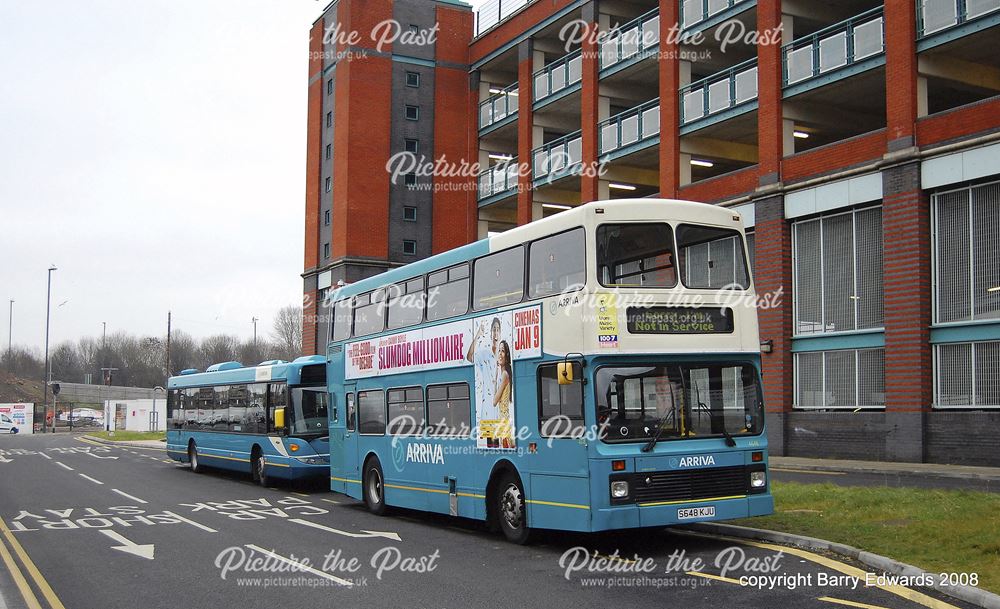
<box><xmin>501</xmin><ymin>484</ymin><xmax>523</xmax><ymax>528</ymax></box>
<box><xmin>369</xmin><ymin>470</ymin><xmax>382</xmax><ymax>504</ymax></box>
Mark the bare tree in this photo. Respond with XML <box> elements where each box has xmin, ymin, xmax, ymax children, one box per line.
<box><xmin>271</xmin><ymin>305</ymin><xmax>303</xmax><ymax>361</ymax></box>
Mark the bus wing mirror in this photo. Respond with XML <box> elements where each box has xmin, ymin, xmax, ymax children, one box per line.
<box><xmin>274</xmin><ymin>408</ymin><xmax>286</xmax><ymax>430</ymax></box>
<box><xmin>557</xmin><ymin>362</ymin><xmax>574</xmax><ymax>385</ymax></box>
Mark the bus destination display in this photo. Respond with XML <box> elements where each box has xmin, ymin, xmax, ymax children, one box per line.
<box><xmin>626</xmin><ymin>306</ymin><xmax>734</xmax><ymax>334</ymax></box>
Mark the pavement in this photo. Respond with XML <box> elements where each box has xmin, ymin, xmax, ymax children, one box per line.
<box><xmin>0</xmin><ymin>433</ymin><xmax>989</xmax><ymax>609</ymax></box>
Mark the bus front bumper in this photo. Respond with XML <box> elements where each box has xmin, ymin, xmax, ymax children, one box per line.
<box><xmin>590</xmin><ymin>493</ymin><xmax>774</xmax><ymax>531</ymax></box>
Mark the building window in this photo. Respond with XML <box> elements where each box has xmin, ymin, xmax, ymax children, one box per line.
<box><xmin>327</xmin><ymin>79</ymin><xmax>333</xmax><ymax>95</ymax></box>
<box><xmin>408</xmin><ymin>24</ymin><xmax>419</xmax><ymax>34</ymax></box>
<box><xmin>794</xmin><ymin>348</ymin><xmax>885</xmax><ymax>409</ymax></box>
<box><xmin>326</xmin><ymin>111</ymin><xmax>332</xmax><ymax>127</ymax></box>
<box><xmin>405</xmin><ymin>105</ymin><xmax>419</xmax><ymax>121</ymax></box>
<box><xmin>405</xmin><ymin>71</ymin><xmax>420</xmax><ymax>88</ymax></box>
<box><xmin>325</xmin><ymin>177</ymin><xmax>332</xmax><ymax>193</ymax></box>
<box><xmin>325</xmin><ymin>144</ymin><xmax>332</xmax><ymax>160</ymax></box>
<box><xmin>403</xmin><ymin>206</ymin><xmax>417</xmax><ymax>222</ymax></box>
<box><xmin>404</xmin><ymin>173</ymin><xmax>417</xmax><ymax>188</ymax></box>
<box><xmin>793</xmin><ymin>206</ymin><xmax>883</xmax><ymax>335</ymax></box>
<box><xmin>323</xmin><ymin>243</ymin><xmax>330</xmax><ymax>259</ymax></box>
<box><xmin>404</xmin><ymin>138</ymin><xmax>419</xmax><ymax>154</ymax></box>
<box><xmin>935</xmin><ymin>341</ymin><xmax>1000</xmax><ymax>408</ymax></box>
<box><xmin>933</xmin><ymin>181</ymin><xmax>1000</xmax><ymax>324</ymax></box>
<box><xmin>324</xmin><ymin>210</ymin><xmax>330</xmax><ymax>226</ymax></box>
<box><xmin>403</xmin><ymin>240</ymin><xmax>417</xmax><ymax>256</ymax></box>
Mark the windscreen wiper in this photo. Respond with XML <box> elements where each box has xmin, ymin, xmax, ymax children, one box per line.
<box><xmin>641</xmin><ymin>382</ymin><xmax>677</xmax><ymax>453</ymax></box>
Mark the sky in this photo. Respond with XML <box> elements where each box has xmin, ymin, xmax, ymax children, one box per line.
<box><xmin>0</xmin><ymin>0</ymin><xmax>487</xmax><ymax>352</ymax></box>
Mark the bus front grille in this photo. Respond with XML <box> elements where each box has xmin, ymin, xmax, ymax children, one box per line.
<box><xmin>629</xmin><ymin>465</ymin><xmax>749</xmax><ymax>504</ymax></box>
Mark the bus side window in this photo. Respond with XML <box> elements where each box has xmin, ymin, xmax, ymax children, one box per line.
<box><xmin>357</xmin><ymin>390</ymin><xmax>386</xmax><ymax>435</ymax></box>
<box><xmin>346</xmin><ymin>393</ymin><xmax>355</xmax><ymax>432</ymax></box>
<box><xmin>538</xmin><ymin>364</ymin><xmax>584</xmax><ymax>437</ymax></box>
<box><xmin>268</xmin><ymin>383</ymin><xmax>287</xmax><ymax>433</ymax></box>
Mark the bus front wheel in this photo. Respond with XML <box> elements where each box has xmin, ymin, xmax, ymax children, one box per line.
<box><xmin>188</xmin><ymin>442</ymin><xmax>202</xmax><ymax>473</ymax></box>
<box><xmin>496</xmin><ymin>472</ymin><xmax>531</xmax><ymax>545</ymax></box>
<box><xmin>252</xmin><ymin>447</ymin><xmax>269</xmax><ymax>487</ymax></box>
<box><xmin>363</xmin><ymin>458</ymin><xmax>387</xmax><ymax>516</ymax></box>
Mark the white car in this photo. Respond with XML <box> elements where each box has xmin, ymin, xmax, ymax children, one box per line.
<box><xmin>0</xmin><ymin>413</ymin><xmax>18</xmax><ymax>434</ymax></box>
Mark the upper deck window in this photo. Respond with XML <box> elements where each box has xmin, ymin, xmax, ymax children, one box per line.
<box><xmin>597</xmin><ymin>223</ymin><xmax>677</xmax><ymax>288</ymax></box>
<box><xmin>677</xmin><ymin>225</ymin><xmax>750</xmax><ymax>290</ymax></box>
<box><xmin>387</xmin><ymin>278</ymin><xmax>425</xmax><ymax>330</ymax></box>
<box><xmin>331</xmin><ymin>298</ymin><xmax>352</xmax><ymax>342</ymax></box>
<box><xmin>354</xmin><ymin>289</ymin><xmax>386</xmax><ymax>337</ymax></box>
<box><xmin>426</xmin><ymin>264</ymin><xmax>470</xmax><ymax>322</ymax></box>
<box><xmin>473</xmin><ymin>246</ymin><xmax>524</xmax><ymax>310</ymax></box>
<box><xmin>528</xmin><ymin>228</ymin><xmax>586</xmax><ymax>298</ymax></box>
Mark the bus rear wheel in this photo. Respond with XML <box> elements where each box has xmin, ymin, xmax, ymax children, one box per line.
<box><xmin>188</xmin><ymin>442</ymin><xmax>202</xmax><ymax>473</ymax></box>
<box><xmin>252</xmin><ymin>447</ymin><xmax>269</xmax><ymax>487</ymax></box>
<box><xmin>363</xmin><ymin>458</ymin><xmax>387</xmax><ymax>516</ymax></box>
<box><xmin>496</xmin><ymin>472</ymin><xmax>530</xmax><ymax>544</ymax></box>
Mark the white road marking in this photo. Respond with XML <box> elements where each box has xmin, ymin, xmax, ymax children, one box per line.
<box><xmin>39</xmin><ymin>453</ymin><xmax>52</xmax><ymax>460</ymax></box>
<box><xmin>319</xmin><ymin>498</ymin><xmax>341</xmax><ymax>505</ymax></box>
<box><xmin>111</xmin><ymin>489</ymin><xmax>148</xmax><ymax>504</ymax></box>
<box><xmin>99</xmin><ymin>529</ymin><xmax>155</xmax><ymax>560</ymax></box>
<box><xmin>245</xmin><ymin>545</ymin><xmax>353</xmax><ymax>587</ymax></box>
<box><xmin>78</xmin><ymin>474</ymin><xmax>104</xmax><ymax>485</ymax></box>
<box><xmin>289</xmin><ymin>518</ymin><xmax>401</xmax><ymax>542</ymax></box>
<box><xmin>160</xmin><ymin>511</ymin><xmax>217</xmax><ymax>533</ymax></box>
<box><xmin>54</xmin><ymin>462</ymin><xmax>73</xmax><ymax>471</ymax></box>
<box><xmin>85</xmin><ymin>452</ymin><xmax>117</xmax><ymax>460</ymax></box>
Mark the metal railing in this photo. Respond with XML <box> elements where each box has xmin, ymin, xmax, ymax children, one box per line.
<box><xmin>599</xmin><ymin>98</ymin><xmax>661</xmax><ymax>155</ymax></box>
<box><xmin>477</xmin><ymin>157</ymin><xmax>520</xmax><ymax>200</ymax></box>
<box><xmin>479</xmin><ymin>82</ymin><xmax>519</xmax><ymax>130</ymax></box>
<box><xmin>918</xmin><ymin>0</ymin><xmax>1000</xmax><ymax>37</ymax></box>
<box><xmin>532</xmin><ymin>132</ymin><xmax>583</xmax><ymax>180</ymax></box>
<box><xmin>533</xmin><ymin>50</ymin><xmax>582</xmax><ymax>103</ymax></box>
<box><xmin>680</xmin><ymin>0</ymin><xmax>754</xmax><ymax>30</ymax></box>
<box><xmin>600</xmin><ymin>8</ymin><xmax>660</xmax><ymax>71</ymax></box>
<box><xmin>475</xmin><ymin>0</ymin><xmax>532</xmax><ymax>36</ymax></box>
<box><xmin>783</xmin><ymin>7</ymin><xmax>885</xmax><ymax>87</ymax></box>
<box><xmin>680</xmin><ymin>58</ymin><xmax>758</xmax><ymax>124</ymax></box>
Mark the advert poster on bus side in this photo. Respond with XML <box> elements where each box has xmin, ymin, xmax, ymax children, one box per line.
<box><xmin>344</xmin><ymin>306</ymin><xmax>541</xmax><ymax>449</ymax></box>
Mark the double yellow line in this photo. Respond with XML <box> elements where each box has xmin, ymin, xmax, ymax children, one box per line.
<box><xmin>0</xmin><ymin>517</ymin><xmax>66</xmax><ymax>609</ymax></box>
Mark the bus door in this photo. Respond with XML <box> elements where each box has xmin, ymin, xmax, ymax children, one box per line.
<box><xmin>333</xmin><ymin>384</ymin><xmax>359</xmax><ymax>487</ymax></box>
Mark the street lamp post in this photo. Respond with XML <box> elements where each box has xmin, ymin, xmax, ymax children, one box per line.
<box><xmin>6</xmin><ymin>299</ymin><xmax>12</xmax><ymax>368</ymax></box>
<box><xmin>43</xmin><ymin>265</ymin><xmax>57</xmax><ymax>433</ymax></box>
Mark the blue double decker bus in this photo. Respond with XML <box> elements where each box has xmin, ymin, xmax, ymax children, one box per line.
<box><xmin>166</xmin><ymin>356</ymin><xmax>330</xmax><ymax>485</ymax></box>
<box><xmin>324</xmin><ymin>199</ymin><xmax>774</xmax><ymax>543</ymax></box>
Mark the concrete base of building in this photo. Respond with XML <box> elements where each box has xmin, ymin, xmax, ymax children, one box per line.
<box><xmin>768</xmin><ymin>411</ymin><xmax>1000</xmax><ymax>467</ymax></box>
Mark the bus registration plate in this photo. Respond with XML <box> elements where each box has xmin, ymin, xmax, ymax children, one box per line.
<box><xmin>677</xmin><ymin>506</ymin><xmax>715</xmax><ymax>520</ymax></box>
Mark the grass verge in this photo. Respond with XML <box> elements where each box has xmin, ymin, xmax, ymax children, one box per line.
<box><xmin>88</xmin><ymin>430</ymin><xmax>166</xmax><ymax>442</ymax></box>
<box><xmin>730</xmin><ymin>481</ymin><xmax>1000</xmax><ymax>593</ymax></box>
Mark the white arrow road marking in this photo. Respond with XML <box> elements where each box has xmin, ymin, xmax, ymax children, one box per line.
<box><xmin>289</xmin><ymin>518</ymin><xmax>401</xmax><ymax>542</ymax></box>
<box><xmin>54</xmin><ymin>462</ymin><xmax>73</xmax><ymax>471</ymax></box>
<box><xmin>111</xmin><ymin>489</ymin><xmax>147</xmax><ymax>504</ymax></box>
<box><xmin>99</xmin><ymin>529</ymin><xmax>155</xmax><ymax>560</ymax></box>
<box><xmin>85</xmin><ymin>452</ymin><xmax>118</xmax><ymax>460</ymax></box>
<box><xmin>0</xmin><ymin>456</ymin><xmax>11</xmax><ymax>464</ymax></box>
<box><xmin>39</xmin><ymin>453</ymin><xmax>52</xmax><ymax>460</ymax></box>
<box><xmin>244</xmin><ymin>545</ymin><xmax>353</xmax><ymax>587</ymax></box>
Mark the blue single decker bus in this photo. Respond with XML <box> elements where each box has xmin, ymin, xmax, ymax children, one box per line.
<box><xmin>166</xmin><ymin>356</ymin><xmax>330</xmax><ymax>484</ymax></box>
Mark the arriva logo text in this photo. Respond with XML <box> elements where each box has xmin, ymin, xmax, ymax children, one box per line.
<box><xmin>406</xmin><ymin>443</ymin><xmax>445</xmax><ymax>465</ymax></box>
<box><xmin>678</xmin><ymin>455</ymin><xmax>716</xmax><ymax>467</ymax></box>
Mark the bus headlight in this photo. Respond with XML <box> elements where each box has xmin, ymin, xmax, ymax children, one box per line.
<box><xmin>611</xmin><ymin>481</ymin><xmax>629</xmax><ymax>499</ymax></box>
<box><xmin>750</xmin><ymin>471</ymin><xmax>767</xmax><ymax>488</ymax></box>
<box><xmin>296</xmin><ymin>456</ymin><xmax>329</xmax><ymax>465</ymax></box>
